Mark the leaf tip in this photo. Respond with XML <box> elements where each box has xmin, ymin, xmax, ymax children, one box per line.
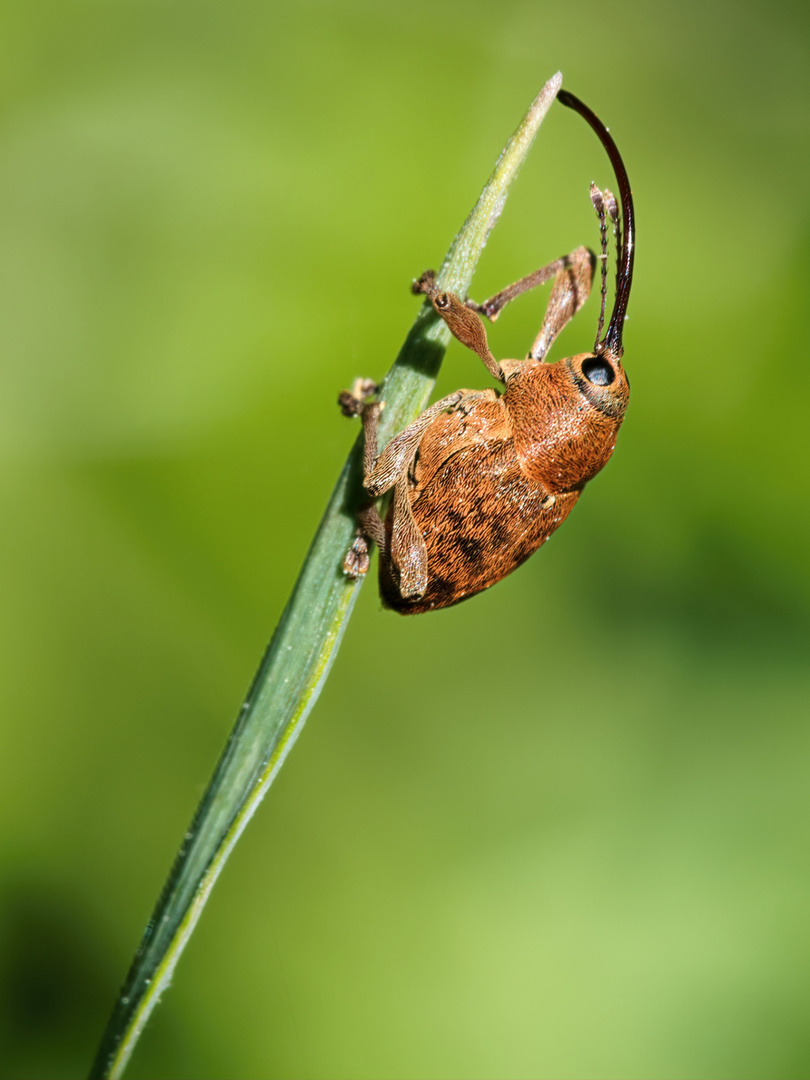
<box><xmin>527</xmin><ymin>71</ymin><xmax>563</xmax><ymax>124</ymax></box>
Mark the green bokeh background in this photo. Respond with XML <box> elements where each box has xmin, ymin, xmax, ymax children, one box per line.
<box><xmin>2</xmin><ymin>2</ymin><xmax>809</xmax><ymax>1078</ymax></box>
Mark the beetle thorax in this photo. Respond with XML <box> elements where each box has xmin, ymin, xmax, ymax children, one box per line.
<box><xmin>503</xmin><ymin>355</ymin><xmax>629</xmax><ymax>493</ymax></box>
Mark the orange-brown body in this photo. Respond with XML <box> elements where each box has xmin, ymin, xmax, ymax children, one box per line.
<box><xmin>380</xmin><ymin>353</ymin><xmax>629</xmax><ymax>612</ymax></box>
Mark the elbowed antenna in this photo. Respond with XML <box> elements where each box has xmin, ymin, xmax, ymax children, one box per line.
<box><xmin>557</xmin><ymin>89</ymin><xmax>635</xmax><ymax>358</ymax></box>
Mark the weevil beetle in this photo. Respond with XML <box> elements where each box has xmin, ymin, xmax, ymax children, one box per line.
<box><xmin>339</xmin><ymin>89</ymin><xmax>635</xmax><ymax>614</ymax></box>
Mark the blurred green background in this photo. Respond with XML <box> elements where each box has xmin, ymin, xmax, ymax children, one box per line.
<box><xmin>2</xmin><ymin>1</ymin><xmax>809</xmax><ymax>1077</ymax></box>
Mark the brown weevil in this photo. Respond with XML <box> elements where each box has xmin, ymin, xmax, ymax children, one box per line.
<box><xmin>339</xmin><ymin>89</ymin><xmax>635</xmax><ymax>613</ymax></box>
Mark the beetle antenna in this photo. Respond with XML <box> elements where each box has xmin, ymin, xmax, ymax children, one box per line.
<box><xmin>557</xmin><ymin>90</ymin><xmax>634</xmax><ymax>358</ymax></box>
<box><xmin>589</xmin><ymin>183</ymin><xmax>609</xmax><ymax>352</ymax></box>
<box><xmin>603</xmin><ymin>188</ymin><xmax>621</xmax><ymax>299</ymax></box>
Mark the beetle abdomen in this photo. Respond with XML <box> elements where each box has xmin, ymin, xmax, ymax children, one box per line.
<box><xmin>381</xmin><ymin>437</ymin><xmax>579</xmax><ymax>613</ymax></box>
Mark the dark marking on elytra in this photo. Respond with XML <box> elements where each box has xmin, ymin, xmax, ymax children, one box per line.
<box><xmin>456</xmin><ymin>536</ymin><xmax>484</xmax><ymax>564</ymax></box>
<box><xmin>488</xmin><ymin>519</ymin><xmax>511</xmax><ymax>548</ymax></box>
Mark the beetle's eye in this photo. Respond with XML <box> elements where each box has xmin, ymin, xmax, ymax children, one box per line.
<box><xmin>582</xmin><ymin>356</ymin><xmax>615</xmax><ymax>386</ymax></box>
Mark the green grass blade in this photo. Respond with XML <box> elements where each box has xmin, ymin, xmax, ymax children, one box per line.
<box><xmin>88</xmin><ymin>71</ymin><xmax>562</xmax><ymax>1080</ymax></box>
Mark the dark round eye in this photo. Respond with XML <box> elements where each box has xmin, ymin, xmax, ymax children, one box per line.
<box><xmin>582</xmin><ymin>356</ymin><xmax>615</xmax><ymax>386</ymax></box>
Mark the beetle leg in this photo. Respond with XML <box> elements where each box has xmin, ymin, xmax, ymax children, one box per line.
<box><xmin>343</xmin><ymin>423</ymin><xmax>389</xmax><ymax>579</ymax></box>
<box><xmin>468</xmin><ymin>259</ymin><xmax>565</xmax><ymax>321</ymax></box>
<box><xmin>338</xmin><ymin>377</ymin><xmax>384</xmax><ymax>478</ymax></box>
<box><xmin>360</xmin><ymin>401</ymin><xmax>383</xmax><ymax>480</ymax></box>
<box><xmin>343</xmin><ymin>395</ymin><xmax>433</xmax><ymax>588</ymax></box>
<box><xmin>467</xmin><ymin>246</ymin><xmax>593</xmax><ymax>323</ymax></box>
<box><xmin>412</xmin><ymin>272</ymin><xmax>505</xmax><ymax>383</ymax></box>
<box><xmin>465</xmin><ymin>246</ymin><xmax>595</xmax><ymax>362</ymax></box>
<box><xmin>390</xmin><ymin>473</ymin><xmax>428</xmax><ymax>597</ymax></box>
<box><xmin>343</xmin><ymin>503</ymin><xmax>387</xmax><ymax>580</ymax></box>
<box><xmin>339</xmin><ymin>379</ymin><xmax>387</xmax><ymax>579</ymax></box>
<box><xmin>338</xmin><ymin>377</ymin><xmax>378</xmax><ymax>414</ymax></box>
<box><xmin>528</xmin><ymin>246</ymin><xmax>595</xmax><ymax>360</ymax></box>
<box><xmin>342</xmin><ymin>407</ymin><xmax>386</xmax><ymax>582</ymax></box>
<box><xmin>364</xmin><ymin>390</ymin><xmax>467</xmax><ymax>497</ymax></box>
<box><xmin>340</xmin><ymin>379</ymin><xmax>435</xmax><ymax>587</ymax></box>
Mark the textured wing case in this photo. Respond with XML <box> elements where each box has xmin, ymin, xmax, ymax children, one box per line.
<box><xmin>380</xmin><ymin>404</ymin><xmax>580</xmax><ymax>613</ymax></box>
